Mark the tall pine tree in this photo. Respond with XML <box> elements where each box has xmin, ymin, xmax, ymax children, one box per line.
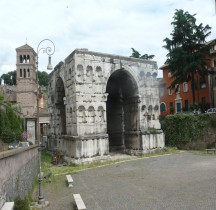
<box><xmin>163</xmin><ymin>9</ymin><xmax>213</xmax><ymax>105</ymax></box>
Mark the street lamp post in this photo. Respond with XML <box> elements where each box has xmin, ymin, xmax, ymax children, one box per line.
<box><xmin>36</xmin><ymin>39</ymin><xmax>55</xmax><ymax>206</ymax></box>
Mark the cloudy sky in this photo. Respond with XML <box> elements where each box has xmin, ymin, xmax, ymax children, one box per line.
<box><xmin>0</xmin><ymin>0</ymin><xmax>215</xmax><ymax>77</ymax></box>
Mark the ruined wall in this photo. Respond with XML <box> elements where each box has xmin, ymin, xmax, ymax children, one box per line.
<box><xmin>0</xmin><ymin>146</ymin><xmax>38</xmax><ymax>208</ymax></box>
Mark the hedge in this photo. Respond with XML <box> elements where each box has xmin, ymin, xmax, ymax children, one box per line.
<box><xmin>161</xmin><ymin>113</ymin><xmax>216</xmax><ymax>147</ymax></box>
<box><xmin>0</xmin><ymin>103</ymin><xmax>23</xmax><ymax>143</ymax></box>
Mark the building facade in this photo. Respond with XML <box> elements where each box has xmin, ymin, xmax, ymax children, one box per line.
<box><xmin>0</xmin><ymin>44</ymin><xmax>49</xmax><ymax>143</ymax></box>
<box><xmin>159</xmin><ymin>39</ymin><xmax>216</xmax><ymax>116</ymax></box>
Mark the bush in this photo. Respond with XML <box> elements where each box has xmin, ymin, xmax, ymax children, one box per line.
<box><xmin>162</xmin><ymin>113</ymin><xmax>213</xmax><ymax>147</ymax></box>
<box><xmin>14</xmin><ymin>196</ymin><xmax>30</xmax><ymax>210</ymax></box>
<box><xmin>0</xmin><ymin>103</ymin><xmax>23</xmax><ymax>143</ymax></box>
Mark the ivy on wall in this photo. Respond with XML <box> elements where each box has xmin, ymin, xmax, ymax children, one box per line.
<box><xmin>161</xmin><ymin>114</ymin><xmax>216</xmax><ymax>147</ymax></box>
<box><xmin>0</xmin><ymin>103</ymin><xmax>23</xmax><ymax>143</ymax></box>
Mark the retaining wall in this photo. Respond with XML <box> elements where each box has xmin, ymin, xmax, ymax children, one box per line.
<box><xmin>0</xmin><ymin>145</ymin><xmax>38</xmax><ymax>209</ymax></box>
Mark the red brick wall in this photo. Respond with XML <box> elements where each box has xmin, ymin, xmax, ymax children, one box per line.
<box><xmin>160</xmin><ymin>66</ymin><xmax>210</xmax><ymax>116</ymax></box>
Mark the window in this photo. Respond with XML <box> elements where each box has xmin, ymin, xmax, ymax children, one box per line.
<box><xmin>168</xmin><ymin>72</ymin><xmax>172</xmax><ymax>77</ymax></box>
<box><xmin>160</xmin><ymin>103</ymin><xmax>166</xmax><ymax>112</ymax></box>
<box><xmin>176</xmin><ymin>102</ymin><xmax>181</xmax><ymax>113</ymax></box>
<box><xmin>20</xmin><ymin>55</ymin><xmax>23</xmax><ymax>63</ymax></box>
<box><xmin>23</xmin><ymin>69</ymin><xmax>26</xmax><ymax>78</ymax></box>
<box><xmin>175</xmin><ymin>84</ymin><xmax>180</xmax><ymax>93</ymax></box>
<box><xmin>170</xmin><ymin>102</ymin><xmax>174</xmax><ymax>114</ymax></box>
<box><xmin>183</xmin><ymin>82</ymin><xmax>188</xmax><ymax>92</ymax></box>
<box><xmin>26</xmin><ymin>55</ymin><xmax>30</xmax><ymax>63</ymax></box>
<box><xmin>27</xmin><ymin>69</ymin><xmax>30</xmax><ymax>77</ymax></box>
<box><xmin>184</xmin><ymin>100</ymin><xmax>189</xmax><ymax>111</ymax></box>
<box><xmin>20</xmin><ymin>69</ymin><xmax>22</xmax><ymax>77</ymax></box>
<box><xmin>200</xmin><ymin>77</ymin><xmax>206</xmax><ymax>88</ymax></box>
<box><xmin>159</xmin><ymin>88</ymin><xmax>164</xmax><ymax>97</ymax></box>
<box><xmin>168</xmin><ymin>88</ymin><xmax>172</xmax><ymax>95</ymax></box>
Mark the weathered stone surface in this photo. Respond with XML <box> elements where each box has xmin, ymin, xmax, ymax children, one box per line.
<box><xmin>48</xmin><ymin>49</ymin><xmax>165</xmax><ymax>162</ymax></box>
<box><xmin>0</xmin><ymin>146</ymin><xmax>38</xmax><ymax>209</ymax></box>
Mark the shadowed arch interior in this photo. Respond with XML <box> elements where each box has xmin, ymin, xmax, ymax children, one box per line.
<box><xmin>106</xmin><ymin>69</ymin><xmax>140</xmax><ymax>152</ymax></box>
<box><xmin>56</xmin><ymin>77</ymin><xmax>66</xmax><ymax>134</ymax></box>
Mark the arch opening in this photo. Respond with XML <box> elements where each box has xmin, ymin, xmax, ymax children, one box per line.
<box><xmin>106</xmin><ymin>69</ymin><xmax>140</xmax><ymax>152</ymax></box>
<box><xmin>56</xmin><ymin>77</ymin><xmax>66</xmax><ymax>134</ymax></box>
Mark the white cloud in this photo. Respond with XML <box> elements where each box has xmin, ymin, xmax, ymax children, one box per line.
<box><xmin>0</xmin><ymin>0</ymin><xmax>215</xmax><ymax>78</ymax></box>
<box><xmin>1</xmin><ymin>65</ymin><xmax>15</xmax><ymax>75</ymax></box>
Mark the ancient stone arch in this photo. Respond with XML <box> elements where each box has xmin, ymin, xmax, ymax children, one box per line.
<box><xmin>48</xmin><ymin>49</ymin><xmax>164</xmax><ymax>163</ymax></box>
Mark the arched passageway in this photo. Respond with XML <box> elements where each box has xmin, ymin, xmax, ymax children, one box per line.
<box><xmin>106</xmin><ymin>69</ymin><xmax>140</xmax><ymax>152</ymax></box>
<box><xmin>56</xmin><ymin>77</ymin><xmax>66</xmax><ymax>134</ymax></box>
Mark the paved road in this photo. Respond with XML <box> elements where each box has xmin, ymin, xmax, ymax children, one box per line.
<box><xmin>44</xmin><ymin>152</ymin><xmax>216</xmax><ymax>210</ymax></box>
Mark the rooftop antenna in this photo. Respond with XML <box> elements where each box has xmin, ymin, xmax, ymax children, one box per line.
<box><xmin>26</xmin><ymin>37</ymin><xmax>28</xmax><ymax>44</ymax></box>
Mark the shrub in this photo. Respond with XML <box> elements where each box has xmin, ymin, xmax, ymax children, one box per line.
<box><xmin>14</xmin><ymin>196</ymin><xmax>30</xmax><ymax>210</ymax></box>
<box><xmin>0</xmin><ymin>103</ymin><xmax>23</xmax><ymax>143</ymax></box>
<box><xmin>162</xmin><ymin>113</ymin><xmax>213</xmax><ymax>147</ymax></box>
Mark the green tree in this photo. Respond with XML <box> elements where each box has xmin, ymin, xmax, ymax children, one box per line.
<box><xmin>130</xmin><ymin>48</ymin><xmax>155</xmax><ymax>60</ymax></box>
<box><xmin>38</xmin><ymin>71</ymin><xmax>48</xmax><ymax>87</ymax></box>
<box><xmin>0</xmin><ymin>70</ymin><xmax>48</xmax><ymax>87</ymax></box>
<box><xmin>163</xmin><ymin>9</ymin><xmax>213</xmax><ymax>105</ymax></box>
<box><xmin>0</xmin><ymin>104</ymin><xmax>22</xmax><ymax>143</ymax></box>
<box><xmin>0</xmin><ymin>93</ymin><xmax>4</xmax><ymax>102</ymax></box>
<box><xmin>0</xmin><ymin>70</ymin><xmax>16</xmax><ymax>85</ymax></box>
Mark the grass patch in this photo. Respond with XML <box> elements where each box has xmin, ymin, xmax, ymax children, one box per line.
<box><xmin>187</xmin><ymin>149</ymin><xmax>216</xmax><ymax>156</ymax></box>
<box><xmin>44</xmin><ymin>147</ymin><xmax>180</xmax><ymax>176</ymax></box>
<box><xmin>51</xmin><ymin>159</ymin><xmax>129</xmax><ymax>175</ymax></box>
<box><xmin>137</xmin><ymin>147</ymin><xmax>180</xmax><ymax>158</ymax></box>
<box><xmin>41</xmin><ymin>151</ymin><xmax>52</xmax><ymax>174</ymax></box>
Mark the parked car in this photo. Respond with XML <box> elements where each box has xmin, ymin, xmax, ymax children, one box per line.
<box><xmin>8</xmin><ymin>141</ymin><xmax>19</xmax><ymax>150</ymax></box>
<box><xmin>19</xmin><ymin>141</ymin><xmax>30</xmax><ymax>148</ymax></box>
<box><xmin>193</xmin><ymin>109</ymin><xmax>201</xmax><ymax>115</ymax></box>
<box><xmin>207</xmin><ymin>108</ymin><xmax>216</xmax><ymax>113</ymax></box>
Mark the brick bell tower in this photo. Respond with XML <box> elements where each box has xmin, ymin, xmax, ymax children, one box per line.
<box><xmin>16</xmin><ymin>44</ymin><xmax>37</xmax><ymax>143</ymax></box>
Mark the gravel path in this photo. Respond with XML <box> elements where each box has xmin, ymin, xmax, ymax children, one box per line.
<box><xmin>42</xmin><ymin>152</ymin><xmax>216</xmax><ymax>210</ymax></box>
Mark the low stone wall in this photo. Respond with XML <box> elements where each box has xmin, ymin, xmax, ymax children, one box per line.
<box><xmin>0</xmin><ymin>145</ymin><xmax>38</xmax><ymax>209</ymax></box>
<box><xmin>177</xmin><ymin>127</ymin><xmax>216</xmax><ymax>150</ymax></box>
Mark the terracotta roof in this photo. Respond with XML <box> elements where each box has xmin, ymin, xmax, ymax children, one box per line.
<box><xmin>16</xmin><ymin>44</ymin><xmax>36</xmax><ymax>54</ymax></box>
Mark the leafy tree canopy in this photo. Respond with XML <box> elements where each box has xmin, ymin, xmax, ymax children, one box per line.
<box><xmin>163</xmin><ymin>9</ymin><xmax>212</xmax><ymax>104</ymax></box>
<box><xmin>0</xmin><ymin>70</ymin><xmax>48</xmax><ymax>87</ymax></box>
<box><xmin>130</xmin><ymin>48</ymin><xmax>155</xmax><ymax>60</ymax></box>
<box><xmin>0</xmin><ymin>71</ymin><xmax>16</xmax><ymax>85</ymax></box>
<box><xmin>38</xmin><ymin>71</ymin><xmax>48</xmax><ymax>87</ymax></box>
<box><xmin>0</xmin><ymin>93</ymin><xmax>4</xmax><ymax>102</ymax></box>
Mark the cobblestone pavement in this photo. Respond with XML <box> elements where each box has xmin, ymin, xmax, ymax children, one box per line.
<box><xmin>43</xmin><ymin>152</ymin><xmax>216</xmax><ymax>210</ymax></box>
